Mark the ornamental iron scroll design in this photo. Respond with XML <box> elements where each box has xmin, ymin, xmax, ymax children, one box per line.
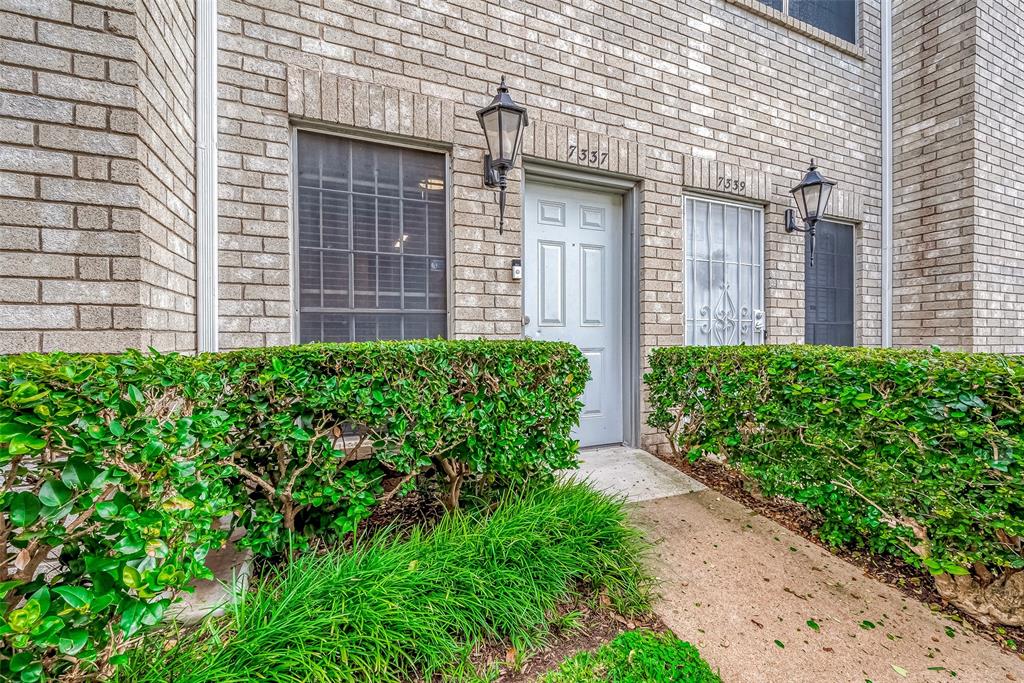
<box><xmin>700</xmin><ymin>284</ymin><xmax>738</xmax><ymax>345</ymax></box>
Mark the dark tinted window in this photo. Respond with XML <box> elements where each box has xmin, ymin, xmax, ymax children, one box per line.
<box><xmin>789</xmin><ymin>0</ymin><xmax>856</xmax><ymax>43</ymax></box>
<box><xmin>296</xmin><ymin>131</ymin><xmax>447</xmax><ymax>342</ymax></box>
<box><xmin>805</xmin><ymin>220</ymin><xmax>854</xmax><ymax>345</ymax></box>
<box><xmin>758</xmin><ymin>0</ymin><xmax>784</xmax><ymax>10</ymax></box>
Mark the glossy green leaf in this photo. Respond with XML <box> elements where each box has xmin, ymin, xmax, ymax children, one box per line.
<box><xmin>7</xmin><ymin>433</ymin><xmax>46</xmax><ymax>455</ymax></box>
<box><xmin>8</xmin><ymin>491</ymin><xmax>40</xmax><ymax>527</ymax></box>
<box><xmin>53</xmin><ymin>586</ymin><xmax>91</xmax><ymax>610</ymax></box>
<box><xmin>9</xmin><ymin>652</ymin><xmax>34</xmax><ymax>673</ymax></box>
<box><xmin>38</xmin><ymin>479</ymin><xmax>71</xmax><ymax>508</ymax></box>
<box><xmin>61</xmin><ymin>458</ymin><xmax>97</xmax><ymax>489</ymax></box>
<box><xmin>58</xmin><ymin>628</ymin><xmax>88</xmax><ymax>655</ymax></box>
<box><xmin>122</xmin><ymin>566</ymin><xmax>143</xmax><ymax>590</ymax></box>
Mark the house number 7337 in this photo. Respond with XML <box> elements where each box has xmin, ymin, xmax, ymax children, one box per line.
<box><xmin>568</xmin><ymin>145</ymin><xmax>608</xmax><ymax>165</ymax></box>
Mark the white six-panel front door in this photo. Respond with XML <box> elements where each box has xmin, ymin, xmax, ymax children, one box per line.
<box><xmin>523</xmin><ymin>181</ymin><xmax>623</xmax><ymax>448</ymax></box>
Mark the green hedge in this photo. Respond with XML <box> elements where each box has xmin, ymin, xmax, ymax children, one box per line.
<box><xmin>646</xmin><ymin>345</ymin><xmax>1024</xmax><ymax>577</ymax></box>
<box><xmin>0</xmin><ymin>340</ymin><xmax>587</xmax><ymax>681</ymax></box>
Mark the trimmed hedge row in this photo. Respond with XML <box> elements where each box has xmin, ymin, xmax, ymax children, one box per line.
<box><xmin>0</xmin><ymin>340</ymin><xmax>588</xmax><ymax>681</ymax></box>
<box><xmin>646</xmin><ymin>345</ymin><xmax>1024</xmax><ymax>603</ymax></box>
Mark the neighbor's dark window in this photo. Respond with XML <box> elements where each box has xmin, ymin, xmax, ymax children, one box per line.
<box><xmin>804</xmin><ymin>220</ymin><xmax>854</xmax><ymax>346</ymax></box>
<box><xmin>758</xmin><ymin>0</ymin><xmax>784</xmax><ymax>10</ymax></box>
<box><xmin>789</xmin><ymin>0</ymin><xmax>856</xmax><ymax>43</ymax></box>
<box><xmin>296</xmin><ymin>131</ymin><xmax>447</xmax><ymax>342</ymax></box>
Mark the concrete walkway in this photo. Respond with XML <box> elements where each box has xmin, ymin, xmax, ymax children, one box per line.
<box><xmin>577</xmin><ymin>447</ymin><xmax>1024</xmax><ymax>683</ymax></box>
<box><xmin>575</xmin><ymin>446</ymin><xmax>706</xmax><ymax>501</ymax></box>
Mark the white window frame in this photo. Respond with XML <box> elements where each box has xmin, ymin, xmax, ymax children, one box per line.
<box><xmin>683</xmin><ymin>194</ymin><xmax>766</xmax><ymax>346</ymax></box>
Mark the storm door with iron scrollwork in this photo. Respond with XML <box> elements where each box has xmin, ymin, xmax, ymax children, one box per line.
<box><xmin>685</xmin><ymin>197</ymin><xmax>764</xmax><ymax>346</ymax></box>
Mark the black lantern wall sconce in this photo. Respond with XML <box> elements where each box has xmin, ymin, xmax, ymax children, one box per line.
<box><xmin>785</xmin><ymin>160</ymin><xmax>837</xmax><ymax>266</ymax></box>
<box><xmin>477</xmin><ymin>77</ymin><xmax>529</xmax><ymax>234</ymax></box>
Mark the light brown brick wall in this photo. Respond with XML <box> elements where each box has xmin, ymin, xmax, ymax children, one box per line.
<box><xmin>214</xmin><ymin>0</ymin><xmax>883</xmax><ymax>452</ymax></box>
<box><xmin>135</xmin><ymin>0</ymin><xmax>198</xmax><ymax>352</ymax></box>
<box><xmin>971</xmin><ymin>0</ymin><xmax>1024</xmax><ymax>353</ymax></box>
<box><xmin>892</xmin><ymin>0</ymin><xmax>1024</xmax><ymax>353</ymax></box>
<box><xmin>0</xmin><ymin>0</ymin><xmax>884</xmax><ymax>448</ymax></box>
<box><xmin>892</xmin><ymin>0</ymin><xmax>978</xmax><ymax>350</ymax></box>
<box><xmin>0</xmin><ymin>0</ymin><xmax>196</xmax><ymax>353</ymax></box>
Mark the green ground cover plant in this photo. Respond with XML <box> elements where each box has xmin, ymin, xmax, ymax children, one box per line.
<box><xmin>539</xmin><ymin>629</ymin><xmax>721</xmax><ymax>683</ymax></box>
<box><xmin>114</xmin><ymin>481</ymin><xmax>652</xmax><ymax>683</ymax></box>
<box><xmin>646</xmin><ymin>344</ymin><xmax>1024</xmax><ymax>625</ymax></box>
<box><xmin>0</xmin><ymin>340</ymin><xmax>587</xmax><ymax>680</ymax></box>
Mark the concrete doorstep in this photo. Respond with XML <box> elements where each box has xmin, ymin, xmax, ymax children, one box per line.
<box><xmin>577</xmin><ymin>448</ymin><xmax>1024</xmax><ymax>682</ymax></box>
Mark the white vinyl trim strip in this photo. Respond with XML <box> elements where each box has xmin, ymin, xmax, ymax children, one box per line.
<box><xmin>196</xmin><ymin>0</ymin><xmax>219</xmax><ymax>352</ymax></box>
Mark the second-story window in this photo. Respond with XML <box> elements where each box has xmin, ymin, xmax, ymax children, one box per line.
<box><xmin>758</xmin><ymin>0</ymin><xmax>857</xmax><ymax>44</ymax></box>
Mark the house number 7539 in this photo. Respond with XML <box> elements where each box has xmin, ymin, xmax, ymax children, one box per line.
<box><xmin>568</xmin><ymin>145</ymin><xmax>608</xmax><ymax>165</ymax></box>
<box><xmin>717</xmin><ymin>176</ymin><xmax>747</xmax><ymax>193</ymax></box>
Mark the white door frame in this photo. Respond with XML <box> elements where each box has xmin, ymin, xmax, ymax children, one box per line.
<box><xmin>521</xmin><ymin>161</ymin><xmax>641</xmax><ymax>448</ymax></box>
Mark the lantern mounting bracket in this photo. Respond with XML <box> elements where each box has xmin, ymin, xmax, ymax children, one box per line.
<box><xmin>483</xmin><ymin>154</ymin><xmax>509</xmax><ymax>234</ymax></box>
<box><xmin>483</xmin><ymin>154</ymin><xmax>500</xmax><ymax>188</ymax></box>
<box><xmin>784</xmin><ymin>209</ymin><xmax>818</xmax><ymax>266</ymax></box>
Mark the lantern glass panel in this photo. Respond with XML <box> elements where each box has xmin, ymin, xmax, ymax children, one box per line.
<box><xmin>816</xmin><ymin>182</ymin><xmax>834</xmax><ymax>219</ymax></box>
<box><xmin>498</xmin><ymin>109</ymin><xmax>524</xmax><ymax>165</ymax></box>
<box><xmin>481</xmin><ymin>109</ymin><xmax>500</xmax><ymax>163</ymax></box>
<box><xmin>799</xmin><ymin>183</ymin><xmax>820</xmax><ymax>222</ymax></box>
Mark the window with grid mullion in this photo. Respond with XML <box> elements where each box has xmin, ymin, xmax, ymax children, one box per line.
<box><xmin>296</xmin><ymin>131</ymin><xmax>447</xmax><ymax>343</ymax></box>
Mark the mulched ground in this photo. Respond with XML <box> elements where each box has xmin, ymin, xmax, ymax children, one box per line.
<box><xmin>354</xmin><ymin>487</ymin><xmax>447</xmax><ymax>541</ymax></box>
<box><xmin>655</xmin><ymin>452</ymin><xmax>1024</xmax><ymax>659</ymax></box>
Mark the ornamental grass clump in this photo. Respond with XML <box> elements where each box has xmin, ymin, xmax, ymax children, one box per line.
<box><xmin>115</xmin><ymin>481</ymin><xmax>653</xmax><ymax>683</ymax></box>
<box><xmin>646</xmin><ymin>344</ymin><xmax>1024</xmax><ymax>626</ymax></box>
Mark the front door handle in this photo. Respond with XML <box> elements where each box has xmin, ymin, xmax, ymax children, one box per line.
<box><xmin>753</xmin><ymin>309</ymin><xmax>765</xmax><ymax>331</ymax></box>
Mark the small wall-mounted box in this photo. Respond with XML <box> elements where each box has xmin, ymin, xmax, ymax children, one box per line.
<box><xmin>511</xmin><ymin>258</ymin><xmax>522</xmax><ymax>280</ymax></box>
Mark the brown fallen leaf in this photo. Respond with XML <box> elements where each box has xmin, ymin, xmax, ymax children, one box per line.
<box><xmin>505</xmin><ymin>647</ymin><xmax>516</xmax><ymax>664</ymax></box>
<box><xmin>14</xmin><ymin>548</ymin><xmax>30</xmax><ymax>571</ymax></box>
<box><xmin>784</xmin><ymin>586</ymin><xmax>809</xmax><ymax>600</ymax></box>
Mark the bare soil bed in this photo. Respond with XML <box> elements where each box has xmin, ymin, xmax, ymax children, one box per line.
<box><xmin>477</xmin><ymin>600</ymin><xmax>666</xmax><ymax>682</ymax></box>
